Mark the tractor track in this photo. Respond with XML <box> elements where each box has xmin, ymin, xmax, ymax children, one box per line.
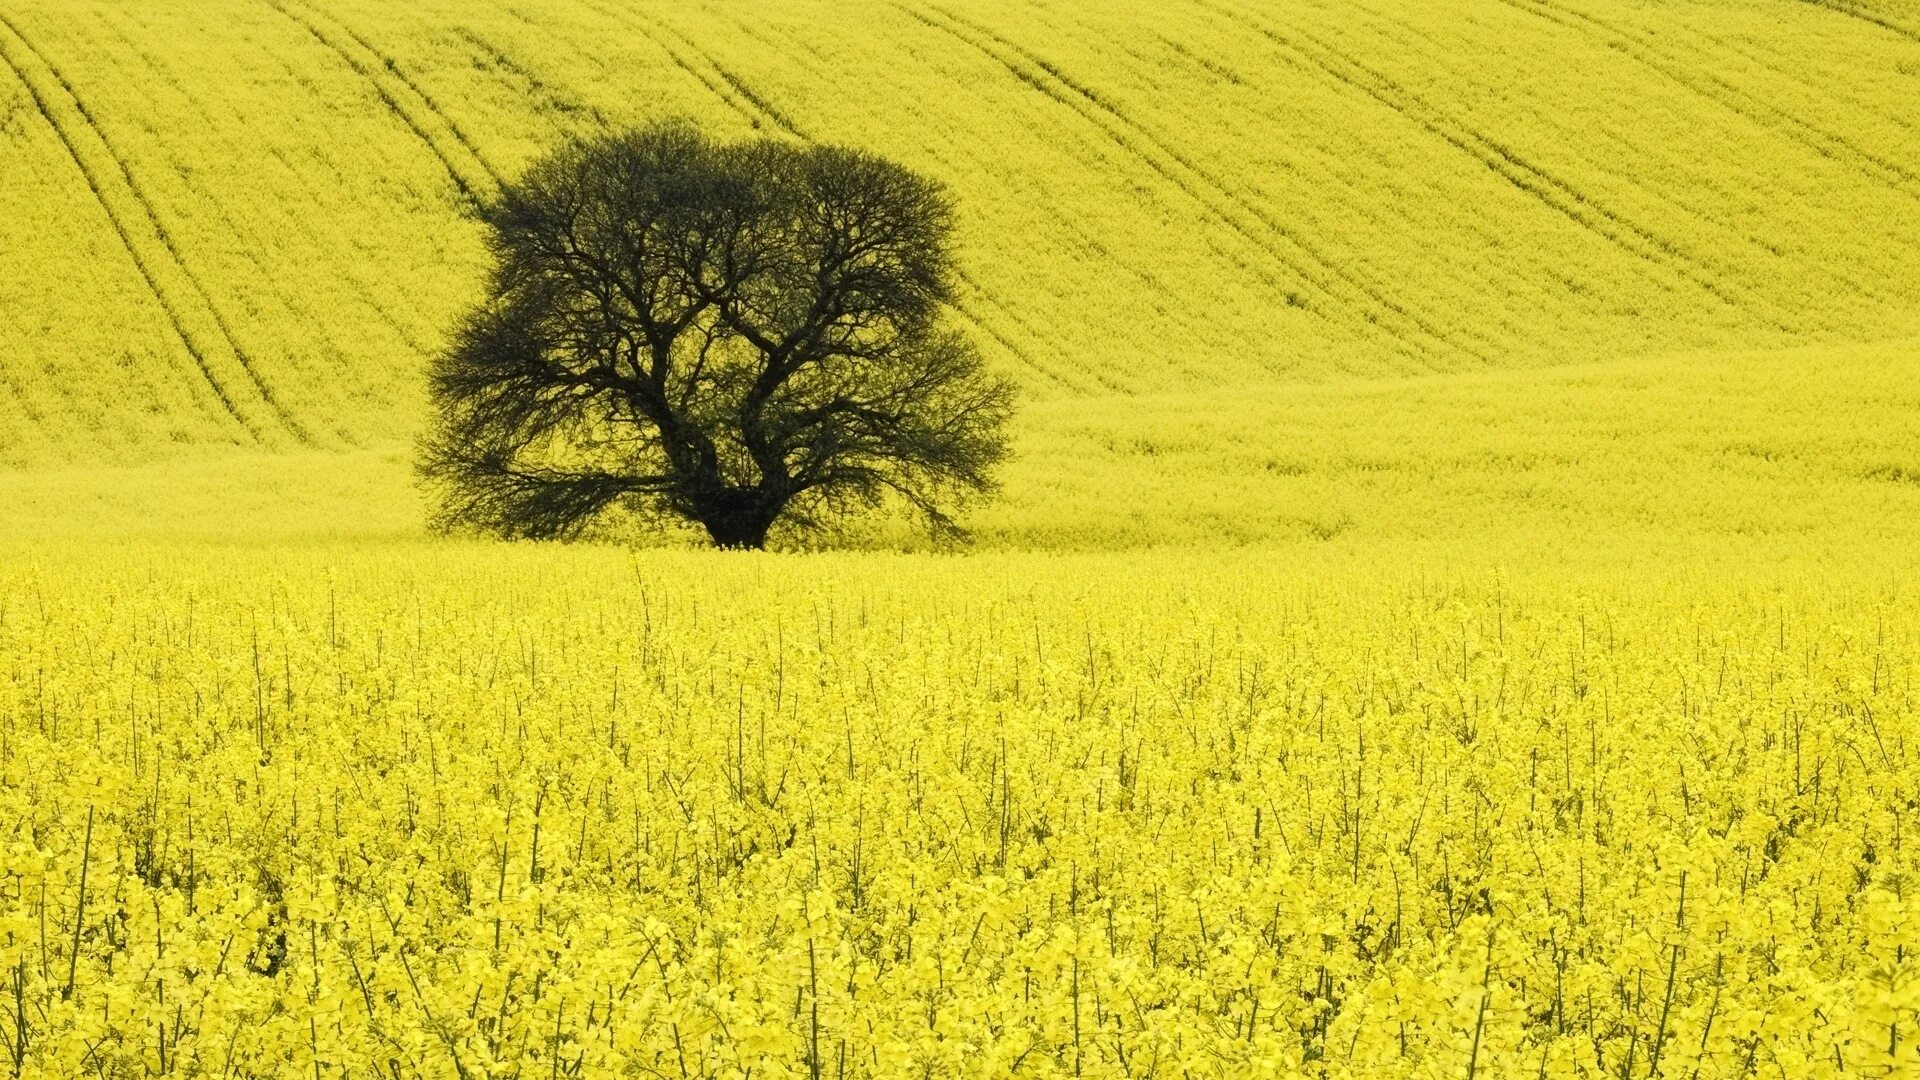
<box><xmin>0</xmin><ymin>11</ymin><xmax>309</xmax><ymax>444</ymax></box>
<box><xmin>1506</xmin><ymin>0</ymin><xmax>1920</xmax><ymax>197</ymax></box>
<box><xmin>952</xmin><ymin>268</ymin><xmax>1123</xmax><ymax>393</ymax></box>
<box><xmin>687</xmin><ymin>4</ymin><xmax>1141</xmax><ymax>387</ymax></box>
<box><xmin>451</xmin><ymin>24</ymin><xmax>608</xmax><ymax>129</ymax></box>
<box><xmin>1207</xmin><ymin>0</ymin><xmax>1742</xmax><ymax>312</ymax></box>
<box><xmin>577</xmin><ymin>0</ymin><xmax>805</xmax><ymax>140</ymax></box>
<box><xmin>1799</xmin><ymin>0</ymin><xmax>1920</xmax><ymax>47</ymax></box>
<box><xmin>896</xmin><ymin>1</ymin><xmax>1486</xmax><ymax>371</ymax></box>
<box><xmin>260</xmin><ymin>0</ymin><xmax>500</xmax><ymax>201</ymax></box>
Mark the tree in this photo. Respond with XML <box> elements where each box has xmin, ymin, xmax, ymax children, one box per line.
<box><xmin>419</xmin><ymin>123</ymin><xmax>1015</xmax><ymax>549</ymax></box>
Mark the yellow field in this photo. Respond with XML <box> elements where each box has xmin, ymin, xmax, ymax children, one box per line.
<box><xmin>4</xmin><ymin>553</ymin><xmax>1918</xmax><ymax>1077</ymax></box>
<box><xmin>3</xmin><ymin>0</ymin><xmax>1920</xmax><ymax>1077</ymax></box>
<box><xmin>5</xmin><ymin>0</ymin><xmax>1920</xmax><ymax>467</ymax></box>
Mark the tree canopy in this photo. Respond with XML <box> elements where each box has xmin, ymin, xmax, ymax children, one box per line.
<box><xmin>420</xmin><ymin>123</ymin><xmax>1014</xmax><ymax>548</ymax></box>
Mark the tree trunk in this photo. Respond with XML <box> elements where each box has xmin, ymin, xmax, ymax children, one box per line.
<box><xmin>702</xmin><ymin>517</ymin><xmax>770</xmax><ymax>550</ymax></box>
<box><xmin>696</xmin><ymin>492</ymin><xmax>780</xmax><ymax>549</ymax></box>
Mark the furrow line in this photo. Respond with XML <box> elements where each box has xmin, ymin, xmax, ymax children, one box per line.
<box><xmin>932</xmin><ymin>2</ymin><xmax>1499</xmax><ymax>369</ymax></box>
<box><xmin>952</xmin><ymin>268</ymin><xmax>1125</xmax><ymax>394</ymax></box>
<box><xmin>94</xmin><ymin>6</ymin><xmax>403</xmax><ymax>446</ymax></box>
<box><xmin>897</xmin><ymin>2</ymin><xmax>1463</xmax><ymax>370</ymax></box>
<box><xmin>1212</xmin><ymin>1</ymin><xmax>1741</xmax><ymax>309</ymax></box>
<box><xmin>1040</xmin><ymin>6</ymin><xmax>1515</xmax><ymax>373</ymax></box>
<box><xmin>577</xmin><ymin>0</ymin><xmax>792</xmax><ymax>137</ymax></box>
<box><xmin>259</xmin><ymin>0</ymin><xmax>497</xmax><ymax>200</ymax></box>
<box><xmin>0</xmin><ymin>12</ymin><xmax>305</xmax><ymax>444</ymax></box>
<box><xmin>695</xmin><ymin>5</ymin><xmax>1187</xmax><ymax>383</ymax></box>
<box><xmin>318</xmin><ymin>11</ymin><xmax>506</xmax><ymax>186</ymax></box>
<box><xmin>238</xmin><ymin>36</ymin><xmax>443</xmax><ymax>361</ymax></box>
<box><xmin>935</xmin><ymin>2</ymin><xmax>1492</xmax><ymax>367</ymax></box>
<box><xmin>666</xmin><ymin>29</ymin><xmax>808</xmax><ymax>141</ymax></box>
<box><xmin>892</xmin><ymin>4</ymin><xmax>1323</xmax><ymax>307</ymax></box>
<box><xmin>1697</xmin><ymin>27</ymin><xmax>1917</xmax><ymax>137</ymax></box>
<box><xmin>587</xmin><ymin>5</ymin><xmax>1074</xmax><ymax>386</ymax></box>
<box><xmin>1512</xmin><ymin>0</ymin><xmax>1920</xmax><ymax>196</ymax></box>
<box><xmin>1339</xmin><ymin>0</ymin><xmax>1853</xmax><ymax>325</ymax></box>
<box><xmin>1799</xmin><ymin>0</ymin><xmax>1920</xmax><ymax>47</ymax></box>
<box><xmin>950</xmin><ymin>300</ymin><xmax>1088</xmax><ymax>393</ymax></box>
<box><xmin>451</xmin><ymin>25</ymin><xmax>609</xmax><ymax>129</ymax></box>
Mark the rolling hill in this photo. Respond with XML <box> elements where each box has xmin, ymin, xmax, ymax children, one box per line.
<box><xmin>2</xmin><ymin>0</ymin><xmax>1919</xmax><ymax>528</ymax></box>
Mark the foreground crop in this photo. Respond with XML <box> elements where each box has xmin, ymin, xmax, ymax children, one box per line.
<box><xmin>1</xmin><ymin>547</ymin><xmax>1916</xmax><ymax>1077</ymax></box>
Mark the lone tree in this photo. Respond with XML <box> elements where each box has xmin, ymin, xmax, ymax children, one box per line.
<box><xmin>421</xmin><ymin>123</ymin><xmax>1015</xmax><ymax>548</ymax></box>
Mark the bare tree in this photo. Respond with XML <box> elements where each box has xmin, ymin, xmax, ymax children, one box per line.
<box><xmin>420</xmin><ymin>123</ymin><xmax>1015</xmax><ymax>548</ymax></box>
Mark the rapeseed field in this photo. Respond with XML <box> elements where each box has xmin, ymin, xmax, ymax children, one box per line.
<box><xmin>2</xmin><ymin>1</ymin><xmax>1918</xmax><ymax>1077</ymax></box>
<box><xmin>6</xmin><ymin>553</ymin><xmax>1919</xmax><ymax>1076</ymax></box>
